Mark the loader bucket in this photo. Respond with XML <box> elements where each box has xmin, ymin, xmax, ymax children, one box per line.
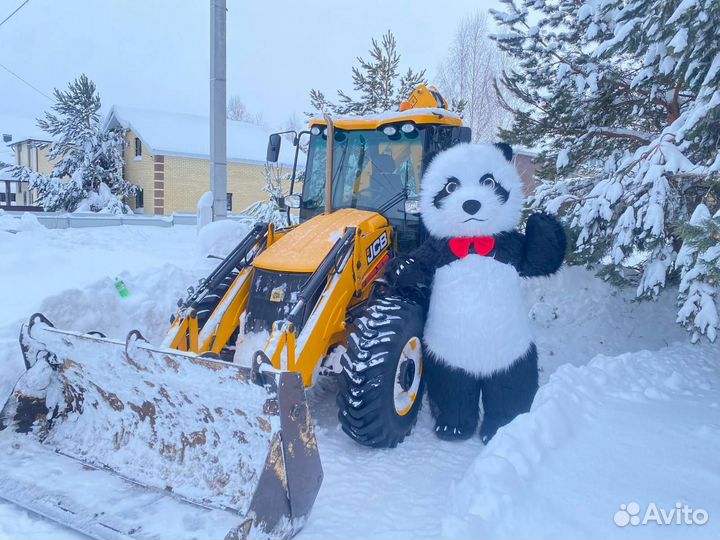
<box><xmin>0</xmin><ymin>313</ymin><xmax>322</xmax><ymax>540</ymax></box>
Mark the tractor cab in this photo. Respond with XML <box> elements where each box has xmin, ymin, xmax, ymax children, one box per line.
<box><xmin>267</xmin><ymin>86</ymin><xmax>470</xmax><ymax>252</ymax></box>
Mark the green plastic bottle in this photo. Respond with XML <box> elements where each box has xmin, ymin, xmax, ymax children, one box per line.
<box><xmin>114</xmin><ymin>277</ymin><xmax>129</xmax><ymax>298</ymax></box>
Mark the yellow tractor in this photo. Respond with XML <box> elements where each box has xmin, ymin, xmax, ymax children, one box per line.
<box><xmin>0</xmin><ymin>85</ymin><xmax>470</xmax><ymax>539</ymax></box>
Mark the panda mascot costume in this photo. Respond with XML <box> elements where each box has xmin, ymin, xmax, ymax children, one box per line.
<box><xmin>390</xmin><ymin>143</ymin><xmax>566</xmax><ymax>443</ymax></box>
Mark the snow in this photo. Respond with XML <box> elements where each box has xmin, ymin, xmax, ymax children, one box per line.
<box><xmin>196</xmin><ymin>191</ymin><xmax>214</xmax><ymax>232</ymax></box>
<box><xmin>0</xmin><ymin>224</ymin><xmax>717</xmax><ymax>539</ymax></box>
<box><xmin>667</xmin><ymin>0</ymin><xmax>697</xmax><ymax>25</ymax></box>
<box><xmin>445</xmin><ymin>342</ymin><xmax>720</xmax><ymax>538</ymax></box>
<box><xmin>308</xmin><ymin>107</ymin><xmax>461</xmax><ymax>127</ymax></box>
<box><xmin>669</xmin><ymin>28</ymin><xmax>689</xmax><ymax>53</ymax></box>
<box><xmin>0</xmin><ymin>211</ymin><xmax>43</xmax><ymax>233</ymax></box>
<box><xmin>104</xmin><ymin>106</ymin><xmax>297</xmax><ymax>166</ymax></box>
<box><xmin>556</xmin><ymin>148</ymin><xmax>570</xmax><ymax>170</ymax></box>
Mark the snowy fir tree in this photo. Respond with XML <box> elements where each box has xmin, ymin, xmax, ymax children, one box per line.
<box><xmin>13</xmin><ymin>74</ymin><xmax>135</xmax><ymax>213</ymax></box>
<box><xmin>492</xmin><ymin>0</ymin><xmax>720</xmax><ymax>341</ymax></box>
<box><xmin>307</xmin><ymin>31</ymin><xmax>427</xmax><ymax>116</ymax></box>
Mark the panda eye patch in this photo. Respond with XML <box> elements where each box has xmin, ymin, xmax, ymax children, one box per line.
<box><xmin>445</xmin><ymin>178</ymin><xmax>460</xmax><ymax>194</ymax></box>
<box><xmin>480</xmin><ymin>174</ymin><xmax>496</xmax><ymax>188</ymax></box>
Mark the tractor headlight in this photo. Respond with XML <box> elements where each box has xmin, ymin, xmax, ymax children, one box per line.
<box><xmin>311</xmin><ymin>126</ymin><xmax>322</xmax><ymax>136</ymax></box>
<box><xmin>383</xmin><ymin>126</ymin><xmax>397</xmax><ymax>136</ymax></box>
<box><xmin>401</xmin><ymin>123</ymin><xmax>415</xmax><ymax>133</ymax></box>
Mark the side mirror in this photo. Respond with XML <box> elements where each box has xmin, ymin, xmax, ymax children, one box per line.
<box><xmin>404</xmin><ymin>198</ymin><xmax>420</xmax><ymax>215</ymax></box>
<box><xmin>266</xmin><ymin>133</ymin><xmax>281</xmax><ymax>163</ymax></box>
<box><xmin>284</xmin><ymin>194</ymin><xmax>302</xmax><ymax>209</ymax></box>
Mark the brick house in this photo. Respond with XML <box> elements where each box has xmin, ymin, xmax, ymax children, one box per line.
<box><xmin>103</xmin><ymin>107</ymin><xmax>296</xmax><ymax>215</ymax></box>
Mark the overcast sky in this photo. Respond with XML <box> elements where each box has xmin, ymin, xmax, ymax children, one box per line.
<box><xmin>0</xmin><ymin>0</ymin><xmax>501</xmax><ymax>129</ymax></box>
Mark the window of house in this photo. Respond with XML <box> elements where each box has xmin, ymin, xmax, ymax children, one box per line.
<box><xmin>134</xmin><ymin>137</ymin><xmax>142</xmax><ymax>158</ymax></box>
<box><xmin>135</xmin><ymin>188</ymin><xmax>144</xmax><ymax>210</ymax></box>
<box><xmin>226</xmin><ymin>193</ymin><xmax>233</xmax><ymax>212</ymax></box>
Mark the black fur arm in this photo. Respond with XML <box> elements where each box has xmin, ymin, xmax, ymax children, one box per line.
<box><xmin>517</xmin><ymin>213</ymin><xmax>567</xmax><ymax>277</ymax></box>
<box><xmin>385</xmin><ymin>238</ymin><xmax>443</xmax><ymax>305</ymax></box>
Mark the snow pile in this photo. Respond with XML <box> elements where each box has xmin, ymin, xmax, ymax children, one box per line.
<box><xmin>444</xmin><ymin>342</ymin><xmax>720</xmax><ymax>538</ymax></box>
<box><xmin>0</xmin><ymin>264</ymin><xmax>200</xmax><ymax>405</ymax></box>
<box><xmin>73</xmin><ymin>181</ymin><xmax>130</xmax><ymax>214</ymax></box>
<box><xmin>523</xmin><ymin>266</ymin><xmax>686</xmax><ymax>376</ymax></box>
<box><xmin>196</xmin><ymin>218</ymin><xmax>252</xmax><ymax>259</ymax></box>
<box><xmin>196</xmin><ymin>191</ymin><xmax>213</xmax><ymax>233</ymax></box>
<box><xmin>0</xmin><ymin>212</ymin><xmax>44</xmax><ymax>233</ymax></box>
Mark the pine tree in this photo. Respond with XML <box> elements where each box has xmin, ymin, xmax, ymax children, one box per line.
<box><xmin>675</xmin><ymin>205</ymin><xmax>720</xmax><ymax>342</ymax></box>
<box><xmin>12</xmin><ymin>74</ymin><xmax>135</xmax><ymax>213</ymax></box>
<box><xmin>492</xmin><ymin>0</ymin><xmax>720</xmax><ymax>341</ymax></box>
<box><xmin>307</xmin><ymin>31</ymin><xmax>427</xmax><ymax>117</ymax></box>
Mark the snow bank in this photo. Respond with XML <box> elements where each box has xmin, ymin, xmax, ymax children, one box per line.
<box><xmin>196</xmin><ymin>218</ymin><xmax>252</xmax><ymax>259</ymax></box>
<box><xmin>0</xmin><ymin>264</ymin><xmax>200</xmax><ymax>407</ymax></box>
<box><xmin>522</xmin><ymin>266</ymin><xmax>687</xmax><ymax>379</ymax></box>
<box><xmin>445</xmin><ymin>342</ymin><xmax>720</xmax><ymax>538</ymax></box>
<box><xmin>196</xmin><ymin>191</ymin><xmax>213</xmax><ymax>233</ymax></box>
<box><xmin>0</xmin><ymin>211</ymin><xmax>44</xmax><ymax>233</ymax></box>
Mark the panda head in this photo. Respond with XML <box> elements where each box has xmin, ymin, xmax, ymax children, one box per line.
<box><xmin>419</xmin><ymin>143</ymin><xmax>524</xmax><ymax>239</ymax></box>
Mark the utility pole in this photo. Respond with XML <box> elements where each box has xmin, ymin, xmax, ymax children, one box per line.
<box><xmin>210</xmin><ymin>0</ymin><xmax>227</xmax><ymax>220</ymax></box>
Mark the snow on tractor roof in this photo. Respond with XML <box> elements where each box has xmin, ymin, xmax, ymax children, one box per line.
<box><xmin>308</xmin><ymin>107</ymin><xmax>463</xmax><ymax>130</ymax></box>
<box><xmin>104</xmin><ymin>105</ymin><xmax>297</xmax><ymax>166</ymax></box>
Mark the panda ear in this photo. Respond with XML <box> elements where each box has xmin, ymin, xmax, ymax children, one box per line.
<box><xmin>494</xmin><ymin>143</ymin><xmax>513</xmax><ymax>162</ymax></box>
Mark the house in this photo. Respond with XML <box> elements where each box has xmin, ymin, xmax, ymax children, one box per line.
<box><xmin>1</xmin><ymin>114</ymin><xmax>52</xmax><ymax>210</ymax></box>
<box><xmin>104</xmin><ymin>107</ymin><xmax>297</xmax><ymax>216</ymax></box>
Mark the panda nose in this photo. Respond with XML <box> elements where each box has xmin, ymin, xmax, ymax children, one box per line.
<box><xmin>462</xmin><ymin>199</ymin><xmax>481</xmax><ymax>215</ymax></box>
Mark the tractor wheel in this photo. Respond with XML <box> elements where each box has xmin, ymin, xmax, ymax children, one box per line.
<box><xmin>337</xmin><ymin>296</ymin><xmax>425</xmax><ymax>448</ymax></box>
<box><xmin>194</xmin><ymin>271</ymin><xmax>239</xmax><ymax>327</ymax></box>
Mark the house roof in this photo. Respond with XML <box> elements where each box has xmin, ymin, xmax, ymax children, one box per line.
<box><xmin>0</xmin><ymin>113</ymin><xmax>51</xmax><ymax>165</ymax></box>
<box><xmin>104</xmin><ymin>106</ymin><xmax>297</xmax><ymax>167</ymax></box>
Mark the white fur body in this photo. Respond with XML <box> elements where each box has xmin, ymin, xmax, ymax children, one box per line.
<box><xmin>423</xmin><ymin>254</ymin><xmax>533</xmax><ymax>377</ymax></box>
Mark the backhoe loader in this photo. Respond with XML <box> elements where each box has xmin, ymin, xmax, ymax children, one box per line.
<box><xmin>0</xmin><ymin>85</ymin><xmax>470</xmax><ymax>539</ymax></box>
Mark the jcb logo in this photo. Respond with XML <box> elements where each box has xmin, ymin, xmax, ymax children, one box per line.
<box><xmin>366</xmin><ymin>232</ymin><xmax>389</xmax><ymax>264</ymax></box>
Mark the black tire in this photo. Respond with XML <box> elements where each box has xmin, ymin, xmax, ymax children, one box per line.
<box><xmin>194</xmin><ymin>271</ymin><xmax>239</xmax><ymax>326</ymax></box>
<box><xmin>337</xmin><ymin>296</ymin><xmax>425</xmax><ymax>448</ymax></box>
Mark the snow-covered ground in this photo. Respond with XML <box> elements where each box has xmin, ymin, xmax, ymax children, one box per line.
<box><xmin>0</xmin><ymin>218</ymin><xmax>717</xmax><ymax>539</ymax></box>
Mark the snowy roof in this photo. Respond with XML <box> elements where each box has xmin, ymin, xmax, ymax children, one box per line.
<box><xmin>104</xmin><ymin>106</ymin><xmax>297</xmax><ymax>167</ymax></box>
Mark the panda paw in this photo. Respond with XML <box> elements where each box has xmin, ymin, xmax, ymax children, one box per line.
<box><xmin>434</xmin><ymin>422</ymin><xmax>476</xmax><ymax>441</ymax></box>
<box><xmin>520</xmin><ymin>212</ymin><xmax>568</xmax><ymax>277</ymax></box>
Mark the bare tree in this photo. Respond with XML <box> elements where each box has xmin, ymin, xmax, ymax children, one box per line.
<box><xmin>282</xmin><ymin>112</ymin><xmax>308</xmax><ymax>153</ymax></box>
<box><xmin>437</xmin><ymin>11</ymin><xmax>513</xmax><ymax>143</ymax></box>
<box><xmin>227</xmin><ymin>95</ymin><xmax>264</xmax><ymax>126</ymax></box>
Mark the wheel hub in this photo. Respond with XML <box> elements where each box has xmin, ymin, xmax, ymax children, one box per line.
<box><xmin>393</xmin><ymin>337</ymin><xmax>422</xmax><ymax>416</ymax></box>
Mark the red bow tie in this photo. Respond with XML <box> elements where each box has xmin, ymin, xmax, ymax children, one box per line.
<box><xmin>448</xmin><ymin>236</ymin><xmax>495</xmax><ymax>258</ymax></box>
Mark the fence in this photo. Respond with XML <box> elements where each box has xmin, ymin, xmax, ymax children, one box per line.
<box><xmin>0</xmin><ymin>210</ymin><xmax>254</xmax><ymax>230</ymax></box>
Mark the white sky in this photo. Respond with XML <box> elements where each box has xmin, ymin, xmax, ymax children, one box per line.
<box><xmin>0</xmin><ymin>0</ymin><xmax>501</xmax><ymax>129</ymax></box>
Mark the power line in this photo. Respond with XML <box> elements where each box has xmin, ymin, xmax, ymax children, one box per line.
<box><xmin>0</xmin><ymin>1</ymin><xmax>50</xmax><ymax>104</ymax></box>
<box><xmin>0</xmin><ymin>62</ymin><xmax>52</xmax><ymax>100</ymax></box>
<box><xmin>0</xmin><ymin>0</ymin><xmax>30</xmax><ymax>29</ymax></box>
